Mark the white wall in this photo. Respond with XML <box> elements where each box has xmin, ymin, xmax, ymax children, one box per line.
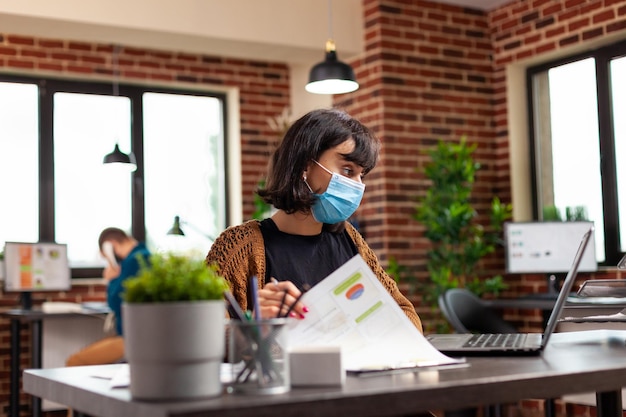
<box><xmin>0</xmin><ymin>0</ymin><xmax>364</xmax><ymax>64</ymax></box>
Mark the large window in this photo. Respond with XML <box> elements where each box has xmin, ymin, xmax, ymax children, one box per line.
<box><xmin>528</xmin><ymin>40</ymin><xmax>626</xmax><ymax>266</ymax></box>
<box><xmin>0</xmin><ymin>76</ymin><xmax>228</xmax><ymax>277</ymax></box>
<box><xmin>0</xmin><ymin>82</ymin><xmax>39</xmax><ymax>244</ymax></box>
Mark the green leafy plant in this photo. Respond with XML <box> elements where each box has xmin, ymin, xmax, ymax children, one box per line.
<box><xmin>413</xmin><ymin>137</ymin><xmax>512</xmax><ymax>307</ymax></box>
<box><xmin>252</xmin><ymin>177</ymin><xmax>273</xmax><ymax>220</ymax></box>
<box><xmin>251</xmin><ymin>107</ymin><xmax>295</xmax><ymax>221</ymax></box>
<box><xmin>566</xmin><ymin>205</ymin><xmax>588</xmax><ymax>221</ymax></box>
<box><xmin>124</xmin><ymin>253</ymin><xmax>229</xmax><ymax>303</ymax></box>
<box><xmin>542</xmin><ymin>205</ymin><xmax>562</xmax><ymax>221</ymax></box>
<box><xmin>387</xmin><ymin>256</ymin><xmax>417</xmax><ymax>295</ymax></box>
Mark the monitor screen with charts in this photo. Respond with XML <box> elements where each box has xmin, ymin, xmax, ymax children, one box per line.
<box><xmin>3</xmin><ymin>242</ymin><xmax>71</xmax><ymax>292</ymax></box>
<box><xmin>504</xmin><ymin>221</ymin><xmax>597</xmax><ymax>273</ymax></box>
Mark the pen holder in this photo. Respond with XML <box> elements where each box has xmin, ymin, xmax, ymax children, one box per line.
<box><xmin>227</xmin><ymin>318</ymin><xmax>290</xmax><ymax>395</ymax></box>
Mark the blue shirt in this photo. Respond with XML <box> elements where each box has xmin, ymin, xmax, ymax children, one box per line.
<box><xmin>106</xmin><ymin>242</ymin><xmax>151</xmax><ymax>335</ymax></box>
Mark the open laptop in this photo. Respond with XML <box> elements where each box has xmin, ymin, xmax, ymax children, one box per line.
<box><xmin>426</xmin><ymin>226</ymin><xmax>593</xmax><ymax>356</ymax></box>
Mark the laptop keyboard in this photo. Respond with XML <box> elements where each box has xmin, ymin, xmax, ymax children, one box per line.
<box><xmin>463</xmin><ymin>333</ymin><xmax>524</xmax><ymax>348</ymax></box>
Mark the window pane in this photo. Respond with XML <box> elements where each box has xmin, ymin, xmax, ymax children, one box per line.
<box><xmin>143</xmin><ymin>93</ymin><xmax>225</xmax><ymax>256</ymax></box>
<box><xmin>533</xmin><ymin>58</ymin><xmax>605</xmax><ymax>261</ymax></box>
<box><xmin>0</xmin><ymin>82</ymin><xmax>39</xmax><ymax>245</ymax></box>
<box><xmin>612</xmin><ymin>56</ymin><xmax>626</xmax><ymax>252</ymax></box>
<box><xmin>54</xmin><ymin>93</ymin><xmax>132</xmax><ymax>267</ymax></box>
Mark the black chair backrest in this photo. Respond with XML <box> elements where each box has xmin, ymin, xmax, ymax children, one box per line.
<box><xmin>439</xmin><ymin>288</ymin><xmax>518</xmax><ymax>334</ymax></box>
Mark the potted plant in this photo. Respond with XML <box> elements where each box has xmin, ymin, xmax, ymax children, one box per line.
<box><xmin>413</xmin><ymin>137</ymin><xmax>512</xmax><ymax>312</ymax></box>
<box><xmin>122</xmin><ymin>252</ymin><xmax>229</xmax><ymax>400</ymax></box>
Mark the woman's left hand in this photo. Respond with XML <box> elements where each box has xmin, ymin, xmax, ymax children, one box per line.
<box><xmin>258</xmin><ymin>279</ymin><xmax>308</xmax><ymax>319</ymax></box>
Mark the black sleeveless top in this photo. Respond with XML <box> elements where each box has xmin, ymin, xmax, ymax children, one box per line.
<box><xmin>259</xmin><ymin>218</ymin><xmax>358</xmax><ymax>291</ymax></box>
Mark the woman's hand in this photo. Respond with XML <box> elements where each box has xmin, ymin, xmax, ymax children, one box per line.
<box><xmin>258</xmin><ymin>278</ymin><xmax>309</xmax><ymax>319</ymax></box>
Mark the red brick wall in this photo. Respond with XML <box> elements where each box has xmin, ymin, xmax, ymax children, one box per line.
<box><xmin>339</xmin><ymin>0</ymin><xmax>498</xmax><ymax>329</ymax></box>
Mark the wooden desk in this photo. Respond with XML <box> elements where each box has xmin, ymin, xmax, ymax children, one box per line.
<box><xmin>1</xmin><ymin>307</ymin><xmax>109</xmax><ymax>417</ymax></box>
<box><xmin>24</xmin><ymin>330</ymin><xmax>626</xmax><ymax>417</ymax></box>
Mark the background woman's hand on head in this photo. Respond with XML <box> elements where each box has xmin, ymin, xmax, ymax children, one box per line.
<box><xmin>102</xmin><ymin>265</ymin><xmax>121</xmax><ymax>282</ymax></box>
<box><xmin>258</xmin><ymin>279</ymin><xmax>308</xmax><ymax>319</ymax></box>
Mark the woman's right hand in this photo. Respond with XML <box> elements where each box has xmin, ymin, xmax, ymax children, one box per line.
<box><xmin>258</xmin><ymin>279</ymin><xmax>309</xmax><ymax>320</ymax></box>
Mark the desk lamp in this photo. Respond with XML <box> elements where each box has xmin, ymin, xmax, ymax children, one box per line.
<box><xmin>167</xmin><ymin>216</ymin><xmax>215</xmax><ymax>242</ymax></box>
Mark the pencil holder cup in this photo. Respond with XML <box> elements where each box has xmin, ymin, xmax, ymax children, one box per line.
<box><xmin>227</xmin><ymin>318</ymin><xmax>290</xmax><ymax>395</ymax></box>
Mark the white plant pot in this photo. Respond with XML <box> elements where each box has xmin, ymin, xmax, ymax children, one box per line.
<box><xmin>122</xmin><ymin>300</ymin><xmax>226</xmax><ymax>400</ymax></box>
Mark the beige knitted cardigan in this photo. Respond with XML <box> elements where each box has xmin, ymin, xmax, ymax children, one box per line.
<box><xmin>206</xmin><ymin>220</ymin><xmax>422</xmax><ymax>333</ymax></box>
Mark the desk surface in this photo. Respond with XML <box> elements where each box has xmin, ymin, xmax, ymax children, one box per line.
<box><xmin>24</xmin><ymin>330</ymin><xmax>626</xmax><ymax>417</ymax></box>
<box><xmin>1</xmin><ymin>305</ymin><xmax>110</xmax><ymax>320</ymax></box>
<box><xmin>484</xmin><ymin>295</ymin><xmax>626</xmax><ymax>311</ymax></box>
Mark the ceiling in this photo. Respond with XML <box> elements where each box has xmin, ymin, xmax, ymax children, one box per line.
<box><xmin>434</xmin><ymin>0</ymin><xmax>515</xmax><ymax>10</ymax></box>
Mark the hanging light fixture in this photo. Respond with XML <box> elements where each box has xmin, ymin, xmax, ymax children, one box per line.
<box><xmin>305</xmin><ymin>0</ymin><xmax>359</xmax><ymax>95</ymax></box>
<box><xmin>103</xmin><ymin>143</ymin><xmax>136</xmax><ymax>166</ymax></box>
<box><xmin>103</xmin><ymin>44</ymin><xmax>137</xmax><ymax>172</ymax></box>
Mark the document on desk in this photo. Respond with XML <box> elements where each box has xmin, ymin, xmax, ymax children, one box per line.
<box><xmin>560</xmin><ymin>310</ymin><xmax>626</xmax><ymax>323</ymax></box>
<box><xmin>287</xmin><ymin>255</ymin><xmax>465</xmax><ymax>373</ymax></box>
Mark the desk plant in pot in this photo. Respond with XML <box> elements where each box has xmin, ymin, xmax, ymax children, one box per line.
<box><xmin>122</xmin><ymin>253</ymin><xmax>229</xmax><ymax>400</ymax></box>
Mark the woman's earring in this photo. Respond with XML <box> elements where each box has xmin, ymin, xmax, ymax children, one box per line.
<box><xmin>303</xmin><ymin>173</ymin><xmax>307</xmax><ymax>181</ymax></box>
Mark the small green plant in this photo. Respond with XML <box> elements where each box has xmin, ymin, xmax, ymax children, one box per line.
<box><xmin>566</xmin><ymin>205</ymin><xmax>588</xmax><ymax>221</ymax></box>
<box><xmin>542</xmin><ymin>205</ymin><xmax>562</xmax><ymax>221</ymax></box>
<box><xmin>124</xmin><ymin>253</ymin><xmax>229</xmax><ymax>303</ymax></box>
<box><xmin>387</xmin><ymin>256</ymin><xmax>417</xmax><ymax>295</ymax></box>
<box><xmin>252</xmin><ymin>177</ymin><xmax>273</xmax><ymax>220</ymax></box>
<box><xmin>387</xmin><ymin>256</ymin><xmax>404</xmax><ymax>284</ymax></box>
<box><xmin>413</xmin><ymin>137</ymin><xmax>512</xmax><ymax>307</ymax></box>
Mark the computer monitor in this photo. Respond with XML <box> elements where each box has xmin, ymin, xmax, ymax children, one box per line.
<box><xmin>504</xmin><ymin>221</ymin><xmax>597</xmax><ymax>274</ymax></box>
<box><xmin>3</xmin><ymin>242</ymin><xmax>72</xmax><ymax>309</ymax></box>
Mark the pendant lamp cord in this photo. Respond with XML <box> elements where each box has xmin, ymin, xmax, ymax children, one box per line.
<box><xmin>327</xmin><ymin>0</ymin><xmax>333</xmax><ymax>40</ymax></box>
<box><xmin>112</xmin><ymin>44</ymin><xmax>120</xmax><ymax>97</ymax></box>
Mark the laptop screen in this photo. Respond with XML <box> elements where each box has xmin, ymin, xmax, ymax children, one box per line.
<box><xmin>540</xmin><ymin>226</ymin><xmax>593</xmax><ymax>348</ymax></box>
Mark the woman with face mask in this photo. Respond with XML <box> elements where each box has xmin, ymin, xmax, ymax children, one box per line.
<box><xmin>206</xmin><ymin>108</ymin><xmax>422</xmax><ymax>332</ymax></box>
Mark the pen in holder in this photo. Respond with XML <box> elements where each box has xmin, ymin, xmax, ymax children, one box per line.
<box><xmin>227</xmin><ymin>318</ymin><xmax>290</xmax><ymax>395</ymax></box>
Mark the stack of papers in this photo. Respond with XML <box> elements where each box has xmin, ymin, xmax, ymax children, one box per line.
<box><xmin>287</xmin><ymin>255</ymin><xmax>465</xmax><ymax>374</ymax></box>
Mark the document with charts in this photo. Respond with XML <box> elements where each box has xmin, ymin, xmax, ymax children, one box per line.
<box><xmin>287</xmin><ymin>255</ymin><xmax>464</xmax><ymax>373</ymax></box>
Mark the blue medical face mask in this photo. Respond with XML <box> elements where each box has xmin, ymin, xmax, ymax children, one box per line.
<box><xmin>306</xmin><ymin>160</ymin><xmax>365</xmax><ymax>224</ymax></box>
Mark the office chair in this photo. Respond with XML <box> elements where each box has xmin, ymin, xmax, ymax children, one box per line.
<box><xmin>438</xmin><ymin>288</ymin><xmax>518</xmax><ymax>334</ymax></box>
<box><xmin>438</xmin><ymin>288</ymin><xmax>554</xmax><ymax>417</ymax></box>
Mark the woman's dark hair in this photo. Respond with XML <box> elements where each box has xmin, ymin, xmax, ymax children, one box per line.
<box><xmin>257</xmin><ymin>108</ymin><xmax>380</xmax><ymax>217</ymax></box>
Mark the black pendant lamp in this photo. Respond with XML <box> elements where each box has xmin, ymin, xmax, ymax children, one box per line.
<box><xmin>103</xmin><ymin>143</ymin><xmax>137</xmax><ymax>171</ymax></box>
<box><xmin>102</xmin><ymin>44</ymin><xmax>137</xmax><ymax>172</ymax></box>
<box><xmin>305</xmin><ymin>0</ymin><xmax>359</xmax><ymax>95</ymax></box>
